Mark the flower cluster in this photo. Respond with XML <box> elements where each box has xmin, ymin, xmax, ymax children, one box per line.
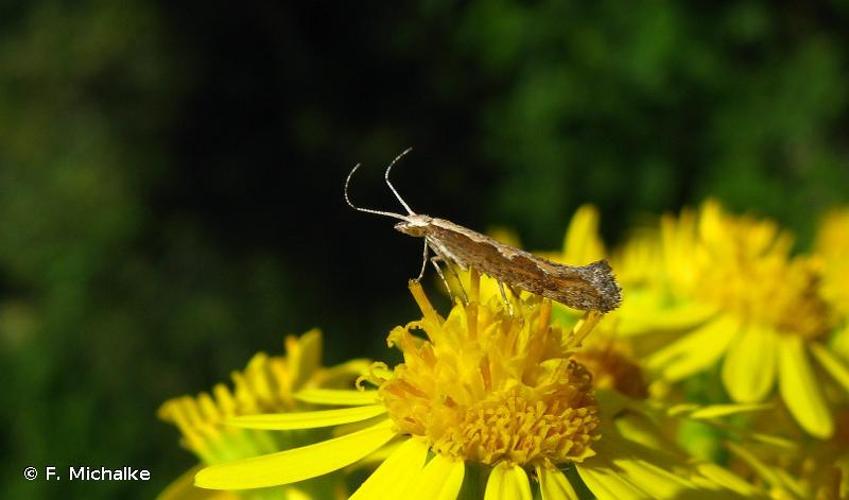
<box><xmin>159</xmin><ymin>201</ymin><xmax>849</xmax><ymax>499</ymax></box>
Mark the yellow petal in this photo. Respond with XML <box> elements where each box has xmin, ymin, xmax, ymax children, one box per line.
<box><xmin>646</xmin><ymin>315</ymin><xmax>738</xmax><ymax>381</ymax></box>
<box><xmin>406</xmin><ymin>454</ymin><xmax>465</xmax><ymax>500</ymax></box>
<box><xmin>665</xmin><ymin>403</ymin><xmax>700</xmax><ymax>417</ymax></box>
<box><xmin>294</xmin><ymin>389</ymin><xmax>379</xmax><ymax>406</ymax></box>
<box><xmin>777</xmin><ymin>336</ymin><xmax>833</xmax><ymax>439</ymax></box>
<box><xmin>833</xmin><ymin>324</ymin><xmax>849</xmax><ymax>361</ymax></box>
<box><xmin>721</xmin><ymin>326</ymin><xmax>777</xmax><ymax>402</ymax></box>
<box><xmin>227</xmin><ymin>405</ymin><xmax>386</xmax><ymax>430</ymax></box>
<box><xmin>289</xmin><ymin>329</ymin><xmax>322</xmax><ymax>389</ymax></box>
<box><xmin>587</xmin><ymin>427</ymin><xmax>724</xmax><ymax>498</ymax></box>
<box><xmin>687</xmin><ymin>403</ymin><xmax>771</xmax><ymax>420</ymax></box>
<box><xmin>319</xmin><ymin>359</ymin><xmax>372</xmax><ymax>385</ymax></box>
<box><xmin>350</xmin><ymin>438</ymin><xmax>428</xmax><ymax>500</ymax></box>
<box><xmin>537</xmin><ymin>466</ymin><xmax>578</xmax><ymax>500</ymax></box>
<box><xmin>694</xmin><ymin>463</ymin><xmax>758</xmax><ymax>496</ymax></box>
<box><xmin>617</xmin><ymin>299</ymin><xmax>717</xmax><ymax>337</ymax></box>
<box><xmin>748</xmin><ymin>433</ymin><xmax>797</xmax><ymax>450</ymax></box>
<box><xmin>612</xmin><ymin>412</ymin><xmax>669</xmax><ymax>452</ymax></box>
<box><xmin>562</xmin><ymin>205</ymin><xmax>605</xmax><ymax>265</ymax></box>
<box><xmin>158</xmin><ymin>466</ymin><xmax>240</xmax><ymax>500</ymax></box>
<box><xmin>725</xmin><ymin>441</ymin><xmax>802</xmax><ymax>496</ymax></box>
<box><xmin>773</xmin><ymin>468</ymin><xmax>810</xmax><ymax>499</ymax></box>
<box><xmin>346</xmin><ymin>440</ymin><xmax>400</xmax><ymax>468</ymax></box>
<box><xmin>576</xmin><ymin>462</ymin><xmax>649</xmax><ymax>500</ymax></box>
<box><xmin>195</xmin><ymin>420</ymin><xmax>396</xmax><ymax>490</ymax></box>
<box><xmin>810</xmin><ymin>342</ymin><xmax>849</xmax><ymax>395</ymax></box>
<box><xmin>838</xmin><ymin>457</ymin><xmax>849</xmax><ymax>500</ymax></box>
<box><xmin>484</xmin><ymin>463</ymin><xmax>532</xmax><ymax>500</ymax></box>
<box><xmin>609</xmin><ymin>457</ymin><xmax>693</xmax><ymax>498</ymax></box>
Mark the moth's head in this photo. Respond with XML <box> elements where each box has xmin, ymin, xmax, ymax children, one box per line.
<box><xmin>394</xmin><ymin>215</ymin><xmax>432</xmax><ymax>237</ymax></box>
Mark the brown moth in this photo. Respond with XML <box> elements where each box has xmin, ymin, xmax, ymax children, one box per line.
<box><xmin>344</xmin><ymin>149</ymin><xmax>622</xmax><ymax>313</ymax></box>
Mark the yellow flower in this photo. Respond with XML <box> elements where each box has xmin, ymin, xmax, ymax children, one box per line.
<box><xmin>193</xmin><ymin>277</ymin><xmax>754</xmax><ymax>499</ymax></box>
<box><xmin>815</xmin><ymin>208</ymin><xmax>849</xmax><ymax>365</ymax></box>
<box><xmin>815</xmin><ymin>208</ymin><xmax>849</xmax><ymax>321</ymax></box>
<box><xmin>158</xmin><ymin>330</ymin><xmax>369</xmax><ymax>499</ymax></box>
<box><xmin>378</xmin><ymin>278</ymin><xmax>601</xmax><ymax>467</ymax></box>
<box><xmin>726</xmin><ymin>408</ymin><xmax>849</xmax><ymax>499</ymax></box>
<box><xmin>571</xmin><ymin>338</ymin><xmax>649</xmax><ymax>400</ymax></box>
<box><xmin>558</xmin><ymin>205</ymin><xmax>608</xmax><ymax>266</ymax></box>
<box><xmin>448</xmin><ymin>207</ymin><xmax>648</xmax><ymax>400</ymax></box>
<box><xmin>617</xmin><ymin>200</ymin><xmax>849</xmax><ymax>439</ymax></box>
<box><xmin>549</xmin><ymin>206</ymin><xmax>647</xmax><ymax>399</ymax></box>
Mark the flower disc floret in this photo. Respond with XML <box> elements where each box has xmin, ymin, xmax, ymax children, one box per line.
<box><xmin>378</xmin><ymin>280</ymin><xmax>601</xmax><ymax>466</ymax></box>
<box><xmin>664</xmin><ymin>201</ymin><xmax>830</xmax><ymax>339</ymax></box>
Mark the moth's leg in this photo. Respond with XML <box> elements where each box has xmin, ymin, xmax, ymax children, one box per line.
<box><xmin>431</xmin><ymin>254</ymin><xmax>468</xmax><ymax>304</ymax></box>
<box><xmin>497</xmin><ymin>280</ymin><xmax>514</xmax><ymax>315</ymax></box>
<box><xmin>507</xmin><ymin>285</ymin><xmax>522</xmax><ymax>303</ymax></box>
<box><xmin>415</xmin><ymin>238</ymin><xmax>429</xmax><ymax>282</ymax></box>
<box><xmin>507</xmin><ymin>284</ymin><xmax>523</xmax><ymax>315</ymax></box>
<box><xmin>430</xmin><ymin>256</ymin><xmax>454</xmax><ymax>303</ymax></box>
<box><xmin>429</xmin><ymin>249</ymin><xmax>469</xmax><ymax>305</ymax></box>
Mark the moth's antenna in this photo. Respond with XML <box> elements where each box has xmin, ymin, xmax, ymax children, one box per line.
<box><xmin>344</xmin><ymin>163</ymin><xmax>410</xmax><ymax>221</ymax></box>
<box><xmin>385</xmin><ymin>147</ymin><xmax>416</xmax><ymax>215</ymax></box>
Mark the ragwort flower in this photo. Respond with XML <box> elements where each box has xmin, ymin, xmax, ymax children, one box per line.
<box><xmin>158</xmin><ymin>329</ymin><xmax>369</xmax><ymax>499</ymax></box>
<box><xmin>450</xmin><ymin>207</ymin><xmax>648</xmax><ymax>401</ymax></box>
<box><xmin>617</xmin><ymin>201</ymin><xmax>849</xmax><ymax>439</ymax></box>
<box><xmin>815</xmin><ymin>208</ymin><xmax>849</xmax><ymax>322</ymax></box>
<box><xmin>815</xmin><ymin>208</ymin><xmax>849</xmax><ymax>364</ymax></box>
<box><xmin>193</xmin><ymin>276</ymin><xmax>753</xmax><ymax>499</ymax></box>
<box><xmin>726</xmin><ymin>407</ymin><xmax>849</xmax><ymax>499</ymax></box>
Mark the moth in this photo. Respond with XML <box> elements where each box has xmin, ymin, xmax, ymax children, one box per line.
<box><xmin>344</xmin><ymin>149</ymin><xmax>622</xmax><ymax>313</ymax></box>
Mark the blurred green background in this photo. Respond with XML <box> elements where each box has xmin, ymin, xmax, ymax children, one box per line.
<box><xmin>2</xmin><ymin>1</ymin><xmax>848</xmax><ymax>498</ymax></box>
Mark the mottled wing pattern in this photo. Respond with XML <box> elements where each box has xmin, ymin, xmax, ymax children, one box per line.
<box><xmin>426</xmin><ymin>219</ymin><xmax>621</xmax><ymax>312</ymax></box>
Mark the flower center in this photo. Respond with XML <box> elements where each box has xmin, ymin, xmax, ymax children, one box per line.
<box><xmin>699</xmin><ymin>246</ymin><xmax>829</xmax><ymax>340</ymax></box>
<box><xmin>572</xmin><ymin>339</ymin><xmax>648</xmax><ymax>399</ymax></box>
<box><xmin>664</xmin><ymin>202</ymin><xmax>831</xmax><ymax>339</ymax></box>
<box><xmin>378</xmin><ymin>278</ymin><xmax>601</xmax><ymax>466</ymax></box>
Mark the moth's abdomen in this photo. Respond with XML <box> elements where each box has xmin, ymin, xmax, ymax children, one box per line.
<box><xmin>543</xmin><ymin>260</ymin><xmax>622</xmax><ymax>313</ymax></box>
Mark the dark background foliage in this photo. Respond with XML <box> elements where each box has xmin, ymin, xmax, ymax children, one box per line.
<box><xmin>1</xmin><ymin>1</ymin><xmax>847</xmax><ymax>498</ymax></box>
